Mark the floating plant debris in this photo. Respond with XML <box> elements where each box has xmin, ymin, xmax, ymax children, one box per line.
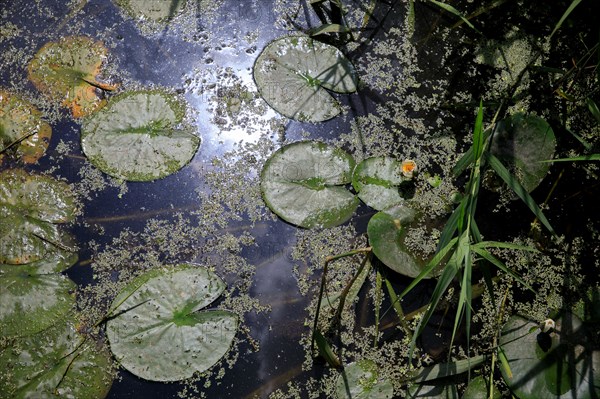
<box><xmin>27</xmin><ymin>36</ymin><xmax>116</xmax><ymax>118</ymax></box>
<box><xmin>0</xmin><ymin>90</ymin><xmax>51</xmax><ymax>164</ymax></box>
<box><xmin>106</xmin><ymin>264</ymin><xmax>238</xmax><ymax>382</ymax></box>
<box><xmin>260</xmin><ymin>141</ymin><xmax>359</xmax><ymax>228</ymax></box>
<box><xmin>0</xmin><ymin>312</ymin><xmax>113</xmax><ymax>398</ymax></box>
<box><xmin>113</xmin><ymin>0</ymin><xmax>186</xmax><ymax>21</ymax></box>
<box><xmin>81</xmin><ymin>90</ymin><xmax>200</xmax><ymax>181</ymax></box>
<box><xmin>253</xmin><ymin>36</ymin><xmax>358</xmax><ymax>122</ymax></box>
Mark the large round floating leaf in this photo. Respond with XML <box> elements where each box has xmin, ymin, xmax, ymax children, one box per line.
<box><xmin>253</xmin><ymin>36</ymin><xmax>358</xmax><ymax>122</ymax></box>
<box><xmin>499</xmin><ymin>314</ymin><xmax>600</xmax><ymax>399</ymax></box>
<box><xmin>81</xmin><ymin>90</ymin><xmax>200</xmax><ymax>181</ymax></box>
<box><xmin>0</xmin><ymin>91</ymin><xmax>51</xmax><ymax>164</ymax></box>
<box><xmin>489</xmin><ymin>113</ymin><xmax>556</xmax><ymax>193</ymax></box>
<box><xmin>462</xmin><ymin>376</ymin><xmax>502</xmax><ymax>399</ymax></box>
<box><xmin>27</xmin><ymin>36</ymin><xmax>117</xmax><ymax>118</ymax></box>
<box><xmin>106</xmin><ymin>264</ymin><xmax>238</xmax><ymax>382</ymax></box>
<box><xmin>353</xmin><ymin>157</ymin><xmax>413</xmax><ymax>211</ymax></box>
<box><xmin>336</xmin><ymin>360</ymin><xmax>394</xmax><ymax>399</ymax></box>
<box><xmin>114</xmin><ymin>0</ymin><xmax>186</xmax><ymax>21</ymax></box>
<box><xmin>0</xmin><ymin>265</ymin><xmax>76</xmax><ymax>339</ymax></box>
<box><xmin>260</xmin><ymin>141</ymin><xmax>359</xmax><ymax>228</ymax></box>
<box><xmin>368</xmin><ymin>203</ymin><xmax>439</xmax><ymax>278</ymax></box>
<box><xmin>407</xmin><ymin>383</ymin><xmax>458</xmax><ymax>399</ymax></box>
<box><xmin>0</xmin><ymin>313</ymin><xmax>113</xmax><ymax>398</ymax></box>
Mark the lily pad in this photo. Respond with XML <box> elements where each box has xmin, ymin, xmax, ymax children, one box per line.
<box><xmin>462</xmin><ymin>376</ymin><xmax>502</xmax><ymax>399</ymax></box>
<box><xmin>106</xmin><ymin>264</ymin><xmax>238</xmax><ymax>382</ymax></box>
<box><xmin>0</xmin><ymin>169</ymin><xmax>78</xmax><ymax>266</ymax></box>
<box><xmin>28</xmin><ymin>36</ymin><xmax>116</xmax><ymax>118</ymax></box>
<box><xmin>0</xmin><ymin>265</ymin><xmax>76</xmax><ymax>339</ymax></box>
<box><xmin>368</xmin><ymin>203</ymin><xmax>439</xmax><ymax>278</ymax></box>
<box><xmin>336</xmin><ymin>360</ymin><xmax>394</xmax><ymax>399</ymax></box>
<box><xmin>0</xmin><ymin>313</ymin><xmax>113</xmax><ymax>398</ymax></box>
<box><xmin>407</xmin><ymin>383</ymin><xmax>458</xmax><ymax>399</ymax></box>
<box><xmin>352</xmin><ymin>157</ymin><xmax>414</xmax><ymax>211</ymax></box>
<box><xmin>488</xmin><ymin>113</ymin><xmax>556</xmax><ymax>193</ymax></box>
<box><xmin>253</xmin><ymin>36</ymin><xmax>358</xmax><ymax>122</ymax></box>
<box><xmin>260</xmin><ymin>141</ymin><xmax>359</xmax><ymax>228</ymax></box>
<box><xmin>0</xmin><ymin>91</ymin><xmax>51</xmax><ymax>164</ymax></box>
<box><xmin>81</xmin><ymin>90</ymin><xmax>200</xmax><ymax>181</ymax></box>
<box><xmin>499</xmin><ymin>314</ymin><xmax>600</xmax><ymax>399</ymax></box>
<box><xmin>114</xmin><ymin>0</ymin><xmax>186</xmax><ymax>21</ymax></box>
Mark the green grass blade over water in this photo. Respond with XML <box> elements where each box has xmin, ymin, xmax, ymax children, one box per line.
<box><xmin>549</xmin><ymin>0</ymin><xmax>583</xmax><ymax>40</ymax></box>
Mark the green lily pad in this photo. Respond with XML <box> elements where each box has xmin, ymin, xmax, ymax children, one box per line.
<box><xmin>27</xmin><ymin>36</ymin><xmax>117</xmax><ymax>118</ymax></box>
<box><xmin>106</xmin><ymin>264</ymin><xmax>238</xmax><ymax>382</ymax></box>
<box><xmin>368</xmin><ymin>203</ymin><xmax>439</xmax><ymax>278</ymax></box>
<box><xmin>114</xmin><ymin>0</ymin><xmax>186</xmax><ymax>21</ymax></box>
<box><xmin>0</xmin><ymin>91</ymin><xmax>51</xmax><ymax>164</ymax></box>
<box><xmin>353</xmin><ymin>157</ymin><xmax>414</xmax><ymax>211</ymax></box>
<box><xmin>0</xmin><ymin>313</ymin><xmax>113</xmax><ymax>398</ymax></box>
<box><xmin>0</xmin><ymin>170</ymin><xmax>78</xmax><ymax>266</ymax></box>
<box><xmin>499</xmin><ymin>314</ymin><xmax>600</xmax><ymax>399</ymax></box>
<box><xmin>253</xmin><ymin>36</ymin><xmax>358</xmax><ymax>122</ymax></box>
<box><xmin>0</xmin><ymin>265</ymin><xmax>76</xmax><ymax>339</ymax></box>
<box><xmin>336</xmin><ymin>360</ymin><xmax>394</xmax><ymax>399</ymax></box>
<box><xmin>260</xmin><ymin>141</ymin><xmax>359</xmax><ymax>228</ymax></box>
<box><xmin>81</xmin><ymin>90</ymin><xmax>200</xmax><ymax>181</ymax></box>
<box><xmin>489</xmin><ymin>113</ymin><xmax>556</xmax><ymax>193</ymax></box>
<box><xmin>462</xmin><ymin>376</ymin><xmax>502</xmax><ymax>399</ymax></box>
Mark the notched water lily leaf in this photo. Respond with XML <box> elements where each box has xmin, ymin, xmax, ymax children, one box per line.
<box><xmin>260</xmin><ymin>141</ymin><xmax>359</xmax><ymax>228</ymax></box>
<box><xmin>0</xmin><ymin>265</ymin><xmax>76</xmax><ymax>339</ymax></box>
<box><xmin>0</xmin><ymin>169</ymin><xmax>78</xmax><ymax>267</ymax></box>
<box><xmin>81</xmin><ymin>90</ymin><xmax>200</xmax><ymax>181</ymax></box>
<box><xmin>253</xmin><ymin>36</ymin><xmax>358</xmax><ymax>122</ymax></box>
<box><xmin>336</xmin><ymin>360</ymin><xmax>393</xmax><ymax>399</ymax></box>
<box><xmin>353</xmin><ymin>157</ymin><xmax>413</xmax><ymax>211</ymax></box>
<box><xmin>368</xmin><ymin>203</ymin><xmax>440</xmax><ymax>278</ymax></box>
<box><xmin>114</xmin><ymin>0</ymin><xmax>186</xmax><ymax>21</ymax></box>
<box><xmin>488</xmin><ymin>113</ymin><xmax>556</xmax><ymax>193</ymax></box>
<box><xmin>499</xmin><ymin>313</ymin><xmax>600</xmax><ymax>399</ymax></box>
<box><xmin>28</xmin><ymin>36</ymin><xmax>116</xmax><ymax>118</ymax></box>
<box><xmin>0</xmin><ymin>313</ymin><xmax>113</xmax><ymax>398</ymax></box>
<box><xmin>0</xmin><ymin>91</ymin><xmax>51</xmax><ymax>164</ymax></box>
<box><xmin>106</xmin><ymin>264</ymin><xmax>238</xmax><ymax>382</ymax></box>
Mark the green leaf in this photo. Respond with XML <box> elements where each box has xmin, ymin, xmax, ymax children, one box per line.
<box><xmin>427</xmin><ymin>0</ymin><xmax>480</xmax><ymax>34</ymax></box>
<box><xmin>486</xmin><ymin>153</ymin><xmax>556</xmax><ymax>235</ymax></box>
<box><xmin>548</xmin><ymin>0</ymin><xmax>583</xmax><ymax>40</ymax></box>
<box><xmin>309</xmin><ymin>23</ymin><xmax>351</xmax><ymax>36</ymax></box>
<box><xmin>106</xmin><ymin>264</ymin><xmax>238</xmax><ymax>382</ymax></box>
<box><xmin>0</xmin><ymin>265</ymin><xmax>76</xmax><ymax>339</ymax></box>
<box><xmin>543</xmin><ymin>154</ymin><xmax>600</xmax><ymax>162</ymax></box>
<box><xmin>336</xmin><ymin>360</ymin><xmax>393</xmax><ymax>399</ymax></box>
<box><xmin>81</xmin><ymin>90</ymin><xmax>200</xmax><ymax>182</ymax></box>
<box><xmin>27</xmin><ymin>36</ymin><xmax>116</xmax><ymax>118</ymax></box>
<box><xmin>586</xmin><ymin>98</ymin><xmax>600</xmax><ymax>124</ymax></box>
<box><xmin>367</xmin><ymin>204</ymin><xmax>437</xmax><ymax>278</ymax></box>
<box><xmin>0</xmin><ymin>313</ymin><xmax>113</xmax><ymax>398</ymax></box>
<box><xmin>253</xmin><ymin>36</ymin><xmax>358</xmax><ymax>122</ymax></box>
<box><xmin>353</xmin><ymin>157</ymin><xmax>414</xmax><ymax>211</ymax></box>
<box><xmin>471</xmin><ymin>246</ymin><xmax>533</xmax><ymax>292</ymax></box>
<box><xmin>499</xmin><ymin>313</ymin><xmax>600</xmax><ymax>399</ymax></box>
<box><xmin>0</xmin><ymin>91</ymin><xmax>51</xmax><ymax>164</ymax></box>
<box><xmin>462</xmin><ymin>375</ymin><xmax>502</xmax><ymax>399</ymax></box>
<box><xmin>407</xmin><ymin>382</ymin><xmax>459</xmax><ymax>399</ymax></box>
<box><xmin>411</xmin><ymin>355</ymin><xmax>487</xmax><ymax>383</ymax></box>
<box><xmin>314</xmin><ymin>330</ymin><xmax>342</xmax><ymax>368</ymax></box>
<box><xmin>260</xmin><ymin>141</ymin><xmax>359</xmax><ymax>228</ymax></box>
<box><xmin>488</xmin><ymin>113</ymin><xmax>556</xmax><ymax>194</ymax></box>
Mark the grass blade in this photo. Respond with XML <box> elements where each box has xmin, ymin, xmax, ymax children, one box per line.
<box><xmin>542</xmin><ymin>154</ymin><xmax>600</xmax><ymax>162</ymax></box>
<box><xmin>472</xmin><ymin>241</ymin><xmax>538</xmax><ymax>252</ymax></box>
<box><xmin>428</xmin><ymin>0</ymin><xmax>481</xmax><ymax>34</ymax></box>
<box><xmin>549</xmin><ymin>0</ymin><xmax>583</xmax><ymax>40</ymax></box>
<box><xmin>411</xmin><ymin>354</ymin><xmax>487</xmax><ymax>382</ymax></box>
<box><xmin>586</xmin><ymin>98</ymin><xmax>600</xmax><ymax>124</ymax></box>
<box><xmin>486</xmin><ymin>153</ymin><xmax>557</xmax><ymax>236</ymax></box>
<box><xmin>472</xmin><ymin>247</ymin><xmax>534</xmax><ymax>293</ymax></box>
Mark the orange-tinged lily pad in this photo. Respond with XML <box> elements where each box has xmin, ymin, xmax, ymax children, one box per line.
<box><xmin>27</xmin><ymin>36</ymin><xmax>117</xmax><ymax>118</ymax></box>
<box><xmin>0</xmin><ymin>90</ymin><xmax>52</xmax><ymax>164</ymax></box>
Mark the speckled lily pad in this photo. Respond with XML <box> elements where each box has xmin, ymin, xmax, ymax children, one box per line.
<box><xmin>336</xmin><ymin>360</ymin><xmax>394</xmax><ymax>399</ymax></box>
<box><xmin>27</xmin><ymin>36</ymin><xmax>116</xmax><ymax>118</ymax></box>
<box><xmin>0</xmin><ymin>265</ymin><xmax>76</xmax><ymax>339</ymax></box>
<box><xmin>106</xmin><ymin>264</ymin><xmax>238</xmax><ymax>382</ymax></box>
<box><xmin>0</xmin><ymin>91</ymin><xmax>51</xmax><ymax>164</ymax></box>
<box><xmin>260</xmin><ymin>141</ymin><xmax>359</xmax><ymax>228</ymax></box>
<box><xmin>0</xmin><ymin>313</ymin><xmax>113</xmax><ymax>398</ymax></box>
<box><xmin>253</xmin><ymin>36</ymin><xmax>358</xmax><ymax>122</ymax></box>
<box><xmin>353</xmin><ymin>157</ymin><xmax>414</xmax><ymax>211</ymax></box>
<box><xmin>81</xmin><ymin>91</ymin><xmax>200</xmax><ymax>181</ymax></box>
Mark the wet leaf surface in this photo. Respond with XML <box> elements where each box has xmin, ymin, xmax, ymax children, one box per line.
<box><xmin>353</xmin><ymin>156</ymin><xmax>412</xmax><ymax>211</ymax></box>
<box><xmin>27</xmin><ymin>36</ymin><xmax>116</xmax><ymax>118</ymax></box>
<box><xmin>336</xmin><ymin>360</ymin><xmax>393</xmax><ymax>399</ymax></box>
<box><xmin>253</xmin><ymin>36</ymin><xmax>358</xmax><ymax>122</ymax></box>
<box><xmin>260</xmin><ymin>141</ymin><xmax>359</xmax><ymax>228</ymax></box>
<box><xmin>81</xmin><ymin>90</ymin><xmax>201</xmax><ymax>181</ymax></box>
<box><xmin>106</xmin><ymin>264</ymin><xmax>238</xmax><ymax>382</ymax></box>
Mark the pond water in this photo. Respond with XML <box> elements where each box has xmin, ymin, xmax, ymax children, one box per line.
<box><xmin>1</xmin><ymin>0</ymin><xmax>599</xmax><ymax>398</ymax></box>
